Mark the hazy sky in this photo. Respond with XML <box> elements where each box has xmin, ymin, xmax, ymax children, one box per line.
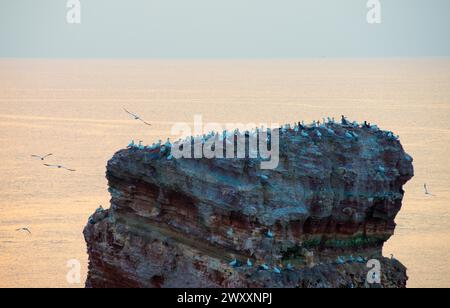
<box><xmin>0</xmin><ymin>0</ymin><xmax>449</xmax><ymax>58</ymax></box>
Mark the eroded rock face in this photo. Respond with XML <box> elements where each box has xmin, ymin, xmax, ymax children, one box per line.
<box><xmin>84</xmin><ymin>122</ymin><xmax>413</xmax><ymax>288</ymax></box>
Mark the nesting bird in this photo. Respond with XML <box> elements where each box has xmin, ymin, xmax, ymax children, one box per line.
<box><xmin>165</xmin><ymin>138</ymin><xmax>172</xmax><ymax>148</ymax></box>
<box><xmin>345</xmin><ymin>132</ymin><xmax>354</xmax><ymax>139</ymax></box>
<box><xmin>227</xmin><ymin>228</ymin><xmax>234</xmax><ymax>238</ymax></box>
<box><xmin>247</xmin><ymin>259</ymin><xmax>253</xmax><ymax>267</ymax></box>
<box><xmin>260</xmin><ymin>175</ymin><xmax>269</xmax><ymax>181</ymax></box>
<box><xmin>229</xmin><ymin>259</ymin><xmax>239</xmax><ymax>268</ymax></box>
<box><xmin>337</xmin><ymin>256</ymin><xmax>346</xmax><ymax>265</ymax></box>
<box><xmin>127</xmin><ymin>140</ymin><xmax>136</xmax><ymax>149</ymax></box>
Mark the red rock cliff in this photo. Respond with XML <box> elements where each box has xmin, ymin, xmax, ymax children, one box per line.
<box><xmin>84</xmin><ymin>121</ymin><xmax>413</xmax><ymax>288</ymax></box>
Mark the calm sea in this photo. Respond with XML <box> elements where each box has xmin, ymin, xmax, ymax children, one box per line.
<box><xmin>0</xmin><ymin>59</ymin><xmax>449</xmax><ymax>288</ymax></box>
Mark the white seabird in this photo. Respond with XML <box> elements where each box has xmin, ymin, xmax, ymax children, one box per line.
<box><xmin>260</xmin><ymin>175</ymin><xmax>269</xmax><ymax>181</ymax></box>
<box><xmin>273</xmin><ymin>267</ymin><xmax>282</xmax><ymax>274</ymax></box>
<box><xmin>227</xmin><ymin>228</ymin><xmax>234</xmax><ymax>238</ymax></box>
<box><xmin>266</xmin><ymin>230</ymin><xmax>274</xmax><ymax>239</ymax></box>
<box><xmin>31</xmin><ymin>153</ymin><xmax>53</xmax><ymax>161</ymax></box>
<box><xmin>165</xmin><ymin>138</ymin><xmax>172</xmax><ymax>148</ymax></box>
<box><xmin>43</xmin><ymin>164</ymin><xmax>76</xmax><ymax>172</ymax></box>
<box><xmin>337</xmin><ymin>256</ymin><xmax>346</xmax><ymax>264</ymax></box>
<box><xmin>229</xmin><ymin>259</ymin><xmax>238</xmax><ymax>267</ymax></box>
<box><xmin>127</xmin><ymin>140</ymin><xmax>135</xmax><ymax>149</ymax></box>
<box><xmin>123</xmin><ymin>108</ymin><xmax>152</xmax><ymax>126</ymax></box>
<box><xmin>247</xmin><ymin>259</ymin><xmax>253</xmax><ymax>267</ymax></box>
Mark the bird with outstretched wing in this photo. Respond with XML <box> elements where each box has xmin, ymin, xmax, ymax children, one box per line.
<box><xmin>123</xmin><ymin>108</ymin><xmax>152</xmax><ymax>126</ymax></box>
<box><xmin>31</xmin><ymin>153</ymin><xmax>53</xmax><ymax>161</ymax></box>
<box><xmin>424</xmin><ymin>184</ymin><xmax>435</xmax><ymax>196</ymax></box>
<box><xmin>44</xmin><ymin>164</ymin><xmax>76</xmax><ymax>172</ymax></box>
<box><xmin>16</xmin><ymin>228</ymin><xmax>32</xmax><ymax>235</ymax></box>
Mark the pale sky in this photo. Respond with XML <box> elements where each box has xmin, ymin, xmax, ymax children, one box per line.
<box><xmin>0</xmin><ymin>0</ymin><xmax>449</xmax><ymax>58</ymax></box>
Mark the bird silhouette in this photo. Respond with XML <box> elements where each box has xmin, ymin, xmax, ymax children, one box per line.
<box><xmin>43</xmin><ymin>164</ymin><xmax>76</xmax><ymax>172</ymax></box>
<box><xmin>123</xmin><ymin>108</ymin><xmax>152</xmax><ymax>126</ymax></box>
<box><xmin>31</xmin><ymin>154</ymin><xmax>53</xmax><ymax>161</ymax></box>
<box><xmin>16</xmin><ymin>228</ymin><xmax>32</xmax><ymax>235</ymax></box>
<box><xmin>424</xmin><ymin>184</ymin><xmax>435</xmax><ymax>196</ymax></box>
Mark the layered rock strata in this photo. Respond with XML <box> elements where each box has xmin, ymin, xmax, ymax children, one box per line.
<box><xmin>84</xmin><ymin>122</ymin><xmax>413</xmax><ymax>288</ymax></box>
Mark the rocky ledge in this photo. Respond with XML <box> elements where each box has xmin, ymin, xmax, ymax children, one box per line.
<box><xmin>84</xmin><ymin>120</ymin><xmax>413</xmax><ymax>288</ymax></box>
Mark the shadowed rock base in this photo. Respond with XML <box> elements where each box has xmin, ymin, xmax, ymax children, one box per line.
<box><xmin>84</xmin><ymin>122</ymin><xmax>413</xmax><ymax>288</ymax></box>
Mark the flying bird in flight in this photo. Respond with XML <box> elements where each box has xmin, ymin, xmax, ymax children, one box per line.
<box><xmin>43</xmin><ymin>164</ymin><xmax>76</xmax><ymax>172</ymax></box>
<box><xmin>424</xmin><ymin>184</ymin><xmax>435</xmax><ymax>196</ymax></box>
<box><xmin>31</xmin><ymin>154</ymin><xmax>53</xmax><ymax>161</ymax></box>
<box><xmin>123</xmin><ymin>108</ymin><xmax>152</xmax><ymax>126</ymax></box>
<box><xmin>16</xmin><ymin>228</ymin><xmax>32</xmax><ymax>235</ymax></box>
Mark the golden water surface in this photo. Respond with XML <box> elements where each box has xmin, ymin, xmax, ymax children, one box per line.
<box><xmin>0</xmin><ymin>59</ymin><xmax>449</xmax><ymax>288</ymax></box>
